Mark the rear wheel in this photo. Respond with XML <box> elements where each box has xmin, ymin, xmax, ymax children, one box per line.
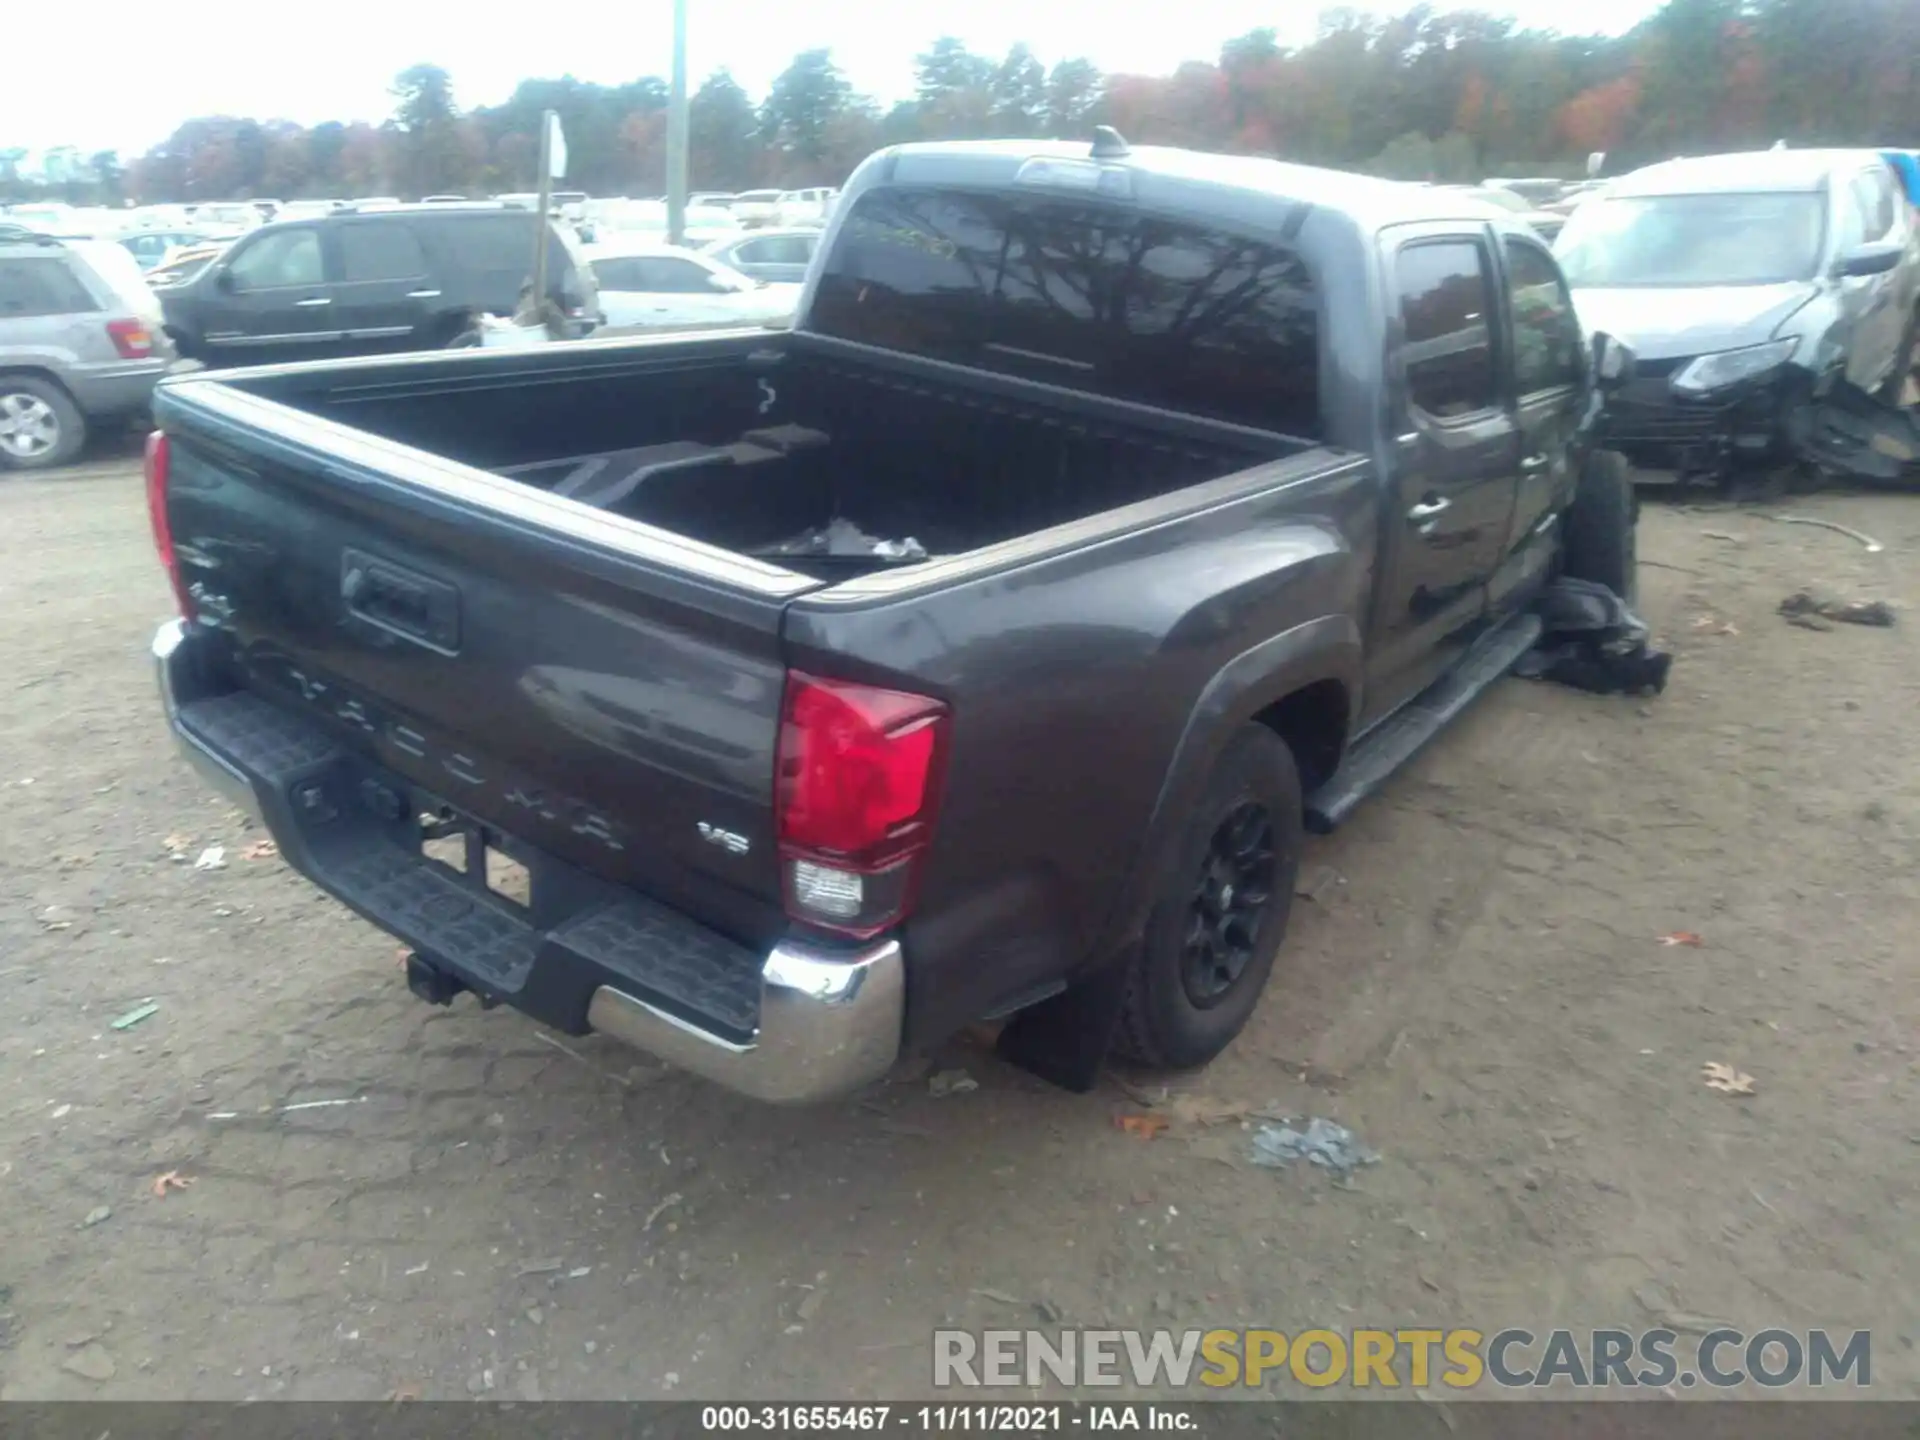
<box><xmin>0</xmin><ymin>376</ymin><xmax>85</xmax><ymax>471</ymax></box>
<box><xmin>1113</xmin><ymin>726</ymin><xmax>1303</xmax><ymax>1070</ymax></box>
<box><xmin>1562</xmin><ymin>447</ymin><xmax>1638</xmax><ymax>607</ymax></box>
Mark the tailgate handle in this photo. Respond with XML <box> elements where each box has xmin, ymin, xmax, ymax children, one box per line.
<box><xmin>341</xmin><ymin>549</ymin><xmax>460</xmax><ymax>653</ymax></box>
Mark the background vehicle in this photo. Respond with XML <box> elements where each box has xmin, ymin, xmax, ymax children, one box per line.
<box><xmin>585</xmin><ymin>198</ymin><xmax>742</xmax><ymax>245</ymax></box>
<box><xmin>0</xmin><ymin>226</ymin><xmax>174</xmax><ymax>469</ymax></box>
<box><xmin>1555</xmin><ymin>148</ymin><xmax>1920</xmax><ymax>482</ymax></box>
<box><xmin>185</xmin><ymin>202</ymin><xmax>263</xmax><ymax>233</ymax></box>
<box><xmin>775</xmin><ymin>188</ymin><xmax>838</xmax><ymax>227</ymax></box>
<box><xmin>120</xmin><ymin>229</ymin><xmax>210</xmax><ymax>271</ymax></box>
<box><xmin>143</xmin><ymin>241</ymin><xmax>230</xmax><ymax>290</ymax></box>
<box><xmin>730</xmin><ymin>189</ymin><xmax>783</xmax><ymax>227</ymax></box>
<box><xmin>148</xmin><ymin>137</ymin><xmax>1633</xmax><ymax>1102</ymax></box>
<box><xmin>275</xmin><ymin>200</ymin><xmax>348</xmax><ymax>223</ymax></box>
<box><xmin>1441</xmin><ymin>184</ymin><xmax>1566</xmax><ymax>240</ymax></box>
<box><xmin>585</xmin><ymin>240</ymin><xmax>799</xmax><ymax>329</ymax></box>
<box><xmin>157</xmin><ymin>205</ymin><xmax>597</xmax><ymax>365</ymax></box>
<box><xmin>702</xmin><ymin>227</ymin><xmax>821</xmax><ymax>283</ymax></box>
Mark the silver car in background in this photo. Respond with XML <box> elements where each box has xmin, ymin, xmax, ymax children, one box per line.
<box><xmin>1</xmin><ymin>225</ymin><xmax>176</xmax><ymax>470</ymax></box>
<box><xmin>702</xmin><ymin>227</ymin><xmax>822</xmax><ymax>284</ymax></box>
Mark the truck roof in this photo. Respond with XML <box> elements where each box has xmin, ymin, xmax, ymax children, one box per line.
<box><xmin>866</xmin><ymin>138</ymin><xmax>1521</xmax><ymax>236</ymax></box>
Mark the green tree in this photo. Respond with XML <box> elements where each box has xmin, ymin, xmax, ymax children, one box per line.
<box><xmin>1044</xmin><ymin>59</ymin><xmax>1104</xmax><ymax>138</ymax></box>
<box><xmin>89</xmin><ymin>150</ymin><xmax>124</xmax><ymax>205</ymax></box>
<box><xmin>391</xmin><ymin>62</ymin><xmax>470</xmax><ymax>196</ymax></box>
<box><xmin>990</xmin><ymin>44</ymin><xmax>1049</xmax><ymax>134</ymax></box>
<box><xmin>761</xmin><ymin>49</ymin><xmax>855</xmax><ymax>169</ymax></box>
<box><xmin>690</xmin><ymin>70</ymin><xmax>761</xmax><ymax>189</ymax></box>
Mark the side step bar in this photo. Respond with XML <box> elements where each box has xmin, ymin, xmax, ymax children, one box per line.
<box><xmin>1305</xmin><ymin>611</ymin><xmax>1542</xmax><ymax>833</ymax></box>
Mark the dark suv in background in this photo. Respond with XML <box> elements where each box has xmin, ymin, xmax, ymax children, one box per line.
<box><xmin>155</xmin><ymin>205</ymin><xmax>598</xmax><ymax>367</ymax></box>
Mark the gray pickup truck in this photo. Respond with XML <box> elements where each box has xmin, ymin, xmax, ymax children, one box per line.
<box><xmin>148</xmin><ymin>134</ymin><xmax>1638</xmax><ymax>1101</ymax></box>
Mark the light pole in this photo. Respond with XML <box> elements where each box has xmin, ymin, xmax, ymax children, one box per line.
<box><xmin>666</xmin><ymin>0</ymin><xmax>689</xmax><ymax>246</ymax></box>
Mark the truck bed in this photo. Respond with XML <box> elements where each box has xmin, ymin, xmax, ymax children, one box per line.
<box><xmin>228</xmin><ymin>331</ymin><xmax>1306</xmax><ymax>578</ymax></box>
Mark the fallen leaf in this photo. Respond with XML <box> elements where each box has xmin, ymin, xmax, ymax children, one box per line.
<box><xmin>1658</xmin><ymin>931</ymin><xmax>1705</xmax><ymax>948</ymax></box>
<box><xmin>162</xmin><ymin>832</ymin><xmax>192</xmax><ymax>857</ymax></box>
<box><xmin>1115</xmin><ymin>1113</ymin><xmax>1170</xmax><ymax>1139</ymax></box>
<box><xmin>1701</xmin><ymin>1062</ymin><xmax>1756</xmax><ymax>1096</ymax></box>
<box><xmin>241</xmin><ymin>839</ymin><xmax>278</xmax><ymax>860</ymax></box>
<box><xmin>1716</xmin><ymin>623</ymin><xmax>1740</xmax><ymax>637</ymax></box>
<box><xmin>150</xmin><ymin>1170</ymin><xmax>194</xmax><ymax>1198</ymax></box>
<box><xmin>389</xmin><ymin>1385</ymin><xmax>421</xmax><ymax>1404</ymax></box>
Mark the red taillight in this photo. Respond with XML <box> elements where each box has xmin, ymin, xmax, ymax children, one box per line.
<box><xmin>144</xmin><ymin>431</ymin><xmax>194</xmax><ymax>619</ymax></box>
<box><xmin>775</xmin><ymin>672</ymin><xmax>950</xmax><ymax>937</ymax></box>
<box><xmin>107</xmin><ymin>318</ymin><xmax>155</xmax><ymax>359</ymax></box>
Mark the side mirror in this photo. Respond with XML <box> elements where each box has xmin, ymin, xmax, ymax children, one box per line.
<box><xmin>1590</xmin><ymin>331</ymin><xmax>1636</xmax><ymax>390</ymax></box>
<box><xmin>1836</xmin><ymin>241</ymin><xmax>1902</xmax><ymax>279</ymax></box>
<box><xmin>214</xmin><ymin>268</ymin><xmax>237</xmax><ymax>293</ymax></box>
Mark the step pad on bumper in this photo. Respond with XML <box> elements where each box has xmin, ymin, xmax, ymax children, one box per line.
<box><xmin>172</xmin><ymin>689</ymin><xmax>764</xmax><ymax>1040</ymax></box>
<box><xmin>555</xmin><ymin>903</ymin><xmax>761</xmax><ymax>1038</ymax></box>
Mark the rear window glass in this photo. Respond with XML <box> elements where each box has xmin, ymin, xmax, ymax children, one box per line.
<box><xmin>0</xmin><ymin>256</ymin><xmax>99</xmax><ymax>317</ymax></box>
<box><xmin>812</xmin><ymin>187</ymin><xmax>1321</xmax><ymax>436</ymax></box>
<box><xmin>415</xmin><ymin>214</ymin><xmax>583</xmax><ymax>304</ymax></box>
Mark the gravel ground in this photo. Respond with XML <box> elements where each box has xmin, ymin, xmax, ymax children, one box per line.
<box><xmin>0</xmin><ymin>459</ymin><xmax>1916</xmax><ymax>1401</ymax></box>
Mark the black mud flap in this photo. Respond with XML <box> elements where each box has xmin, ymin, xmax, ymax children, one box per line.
<box><xmin>996</xmin><ymin>953</ymin><xmax>1135</xmax><ymax>1092</ymax></box>
<box><xmin>1788</xmin><ymin>383</ymin><xmax>1920</xmax><ymax>487</ymax></box>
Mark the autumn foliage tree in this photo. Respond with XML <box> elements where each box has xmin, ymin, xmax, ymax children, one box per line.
<box><xmin>43</xmin><ymin>0</ymin><xmax>1911</xmax><ymax>209</ymax></box>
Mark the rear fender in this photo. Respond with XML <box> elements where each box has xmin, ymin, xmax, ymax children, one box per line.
<box><xmin>1093</xmin><ymin>613</ymin><xmax>1361</xmax><ymax>964</ymax></box>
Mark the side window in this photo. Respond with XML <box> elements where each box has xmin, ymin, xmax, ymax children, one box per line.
<box><xmin>339</xmin><ymin>222</ymin><xmax>426</xmax><ymax>282</ymax></box>
<box><xmin>1853</xmin><ymin>170</ymin><xmax>1896</xmax><ymax>242</ymax></box>
<box><xmin>227</xmin><ymin>229</ymin><xmax>323</xmax><ymax>291</ymax></box>
<box><xmin>1503</xmin><ymin>240</ymin><xmax>1583</xmax><ymax>394</ymax></box>
<box><xmin>1396</xmin><ymin>240</ymin><xmax>1497</xmax><ymax>418</ymax></box>
<box><xmin>0</xmin><ymin>257</ymin><xmax>98</xmax><ymax>317</ymax></box>
<box><xmin>732</xmin><ymin>239</ymin><xmax>772</xmax><ymax>265</ymax></box>
<box><xmin>771</xmin><ymin>236</ymin><xmax>815</xmax><ymax>265</ymax></box>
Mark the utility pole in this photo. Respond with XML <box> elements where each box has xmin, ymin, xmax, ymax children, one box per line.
<box><xmin>530</xmin><ymin>108</ymin><xmax>556</xmax><ymax>319</ymax></box>
<box><xmin>666</xmin><ymin>0</ymin><xmax>689</xmax><ymax>247</ymax></box>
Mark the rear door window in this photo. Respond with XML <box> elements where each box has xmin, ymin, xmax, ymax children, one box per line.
<box><xmin>812</xmin><ymin>186</ymin><xmax>1321</xmax><ymax>437</ymax></box>
<box><xmin>1395</xmin><ymin>239</ymin><xmax>1497</xmax><ymax>418</ymax></box>
<box><xmin>0</xmin><ymin>257</ymin><xmax>100</xmax><ymax>317</ymax></box>
<box><xmin>1502</xmin><ymin>239</ymin><xmax>1582</xmax><ymax>394</ymax></box>
<box><xmin>339</xmin><ymin>221</ymin><xmax>427</xmax><ymax>281</ymax></box>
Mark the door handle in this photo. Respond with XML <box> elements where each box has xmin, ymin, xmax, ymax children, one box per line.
<box><xmin>1407</xmin><ymin>496</ymin><xmax>1451</xmax><ymax>524</ymax></box>
<box><xmin>406</xmin><ymin>289</ymin><xmax>442</xmax><ymax>299</ymax></box>
<box><xmin>1519</xmin><ymin>453</ymin><xmax>1551</xmax><ymax>474</ymax></box>
<box><xmin>295</xmin><ymin>296</ymin><xmax>332</xmax><ymax>307</ymax></box>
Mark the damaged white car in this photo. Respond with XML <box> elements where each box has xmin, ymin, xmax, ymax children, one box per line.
<box><xmin>1556</xmin><ymin>149</ymin><xmax>1920</xmax><ymax>486</ymax></box>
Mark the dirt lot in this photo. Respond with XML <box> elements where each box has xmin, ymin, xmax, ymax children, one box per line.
<box><xmin>1</xmin><ymin>457</ymin><xmax>1916</xmax><ymax>1402</ymax></box>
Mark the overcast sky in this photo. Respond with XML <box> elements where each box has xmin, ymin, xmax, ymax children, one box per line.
<box><xmin>6</xmin><ymin>0</ymin><xmax>1656</xmax><ymax>157</ymax></box>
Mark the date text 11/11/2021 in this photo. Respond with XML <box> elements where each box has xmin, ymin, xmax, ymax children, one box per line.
<box><xmin>700</xmin><ymin>1406</ymin><xmax>1195</xmax><ymax>1432</ymax></box>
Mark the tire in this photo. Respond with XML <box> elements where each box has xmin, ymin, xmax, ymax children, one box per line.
<box><xmin>1881</xmin><ymin>305</ymin><xmax>1919</xmax><ymax>407</ymax></box>
<box><xmin>0</xmin><ymin>375</ymin><xmax>86</xmax><ymax>472</ymax></box>
<box><xmin>1561</xmin><ymin>447</ymin><xmax>1639</xmax><ymax>607</ymax></box>
<box><xmin>1113</xmin><ymin>726</ymin><xmax>1304</xmax><ymax>1070</ymax></box>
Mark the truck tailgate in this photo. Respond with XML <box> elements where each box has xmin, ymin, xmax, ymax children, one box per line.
<box><xmin>157</xmin><ymin>385</ymin><xmax>818</xmax><ymax>960</ymax></box>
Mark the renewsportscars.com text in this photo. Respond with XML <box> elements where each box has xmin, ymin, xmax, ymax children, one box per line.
<box><xmin>932</xmin><ymin>1327</ymin><xmax>1871</xmax><ymax>1391</ymax></box>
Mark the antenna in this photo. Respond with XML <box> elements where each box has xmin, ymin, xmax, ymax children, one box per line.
<box><xmin>1091</xmin><ymin>126</ymin><xmax>1131</xmax><ymax>160</ymax></box>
